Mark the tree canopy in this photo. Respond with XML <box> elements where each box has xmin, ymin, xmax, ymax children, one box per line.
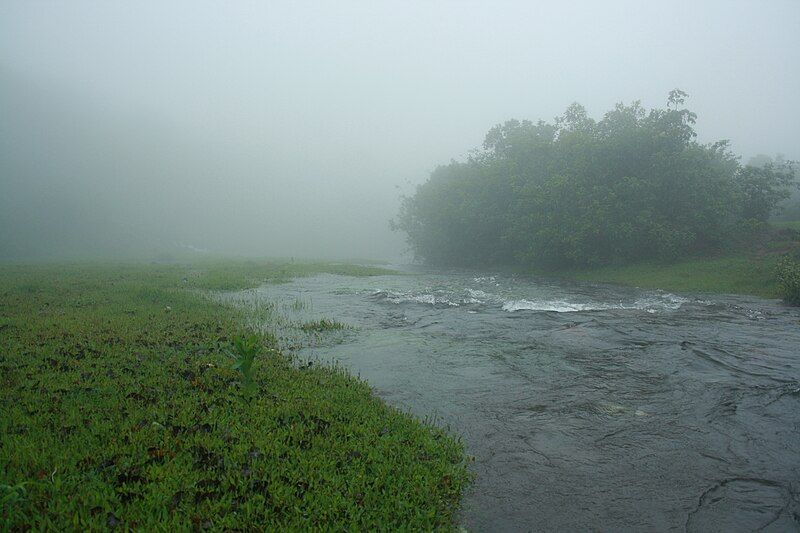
<box><xmin>394</xmin><ymin>93</ymin><xmax>797</xmax><ymax>268</ymax></box>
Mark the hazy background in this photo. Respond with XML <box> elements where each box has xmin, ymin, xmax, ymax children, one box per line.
<box><xmin>1</xmin><ymin>0</ymin><xmax>799</xmax><ymax>261</ymax></box>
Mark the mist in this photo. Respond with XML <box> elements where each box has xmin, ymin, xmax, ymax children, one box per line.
<box><xmin>2</xmin><ymin>0</ymin><xmax>799</xmax><ymax>261</ymax></box>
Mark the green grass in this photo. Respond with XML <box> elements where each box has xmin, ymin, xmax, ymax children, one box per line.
<box><xmin>173</xmin><ymin>259</ymin><xmax>397</xmax><ymax>292</ymax></box>
<box><xmin>0</xmin><ymin>261</ymin><xmax>468</xmax><ymax>530</ymax></box>
<box><xmin>299</xmin><ymin>319</ymin><xmax>350</xmax><ymax>333</ymax></box>
<box><xmin>773</xmin><ymin>220</ymin><xmax>800</xmax><ymax>232</ymax></box>
<box><xmin>537</xmin><ymin>223</ymin><xmax>800</xmax><ymax>299</ymax></box>
<box><xmin>558</xmin><ymin>256</ymin><xmax>782</xmax><ymax>298</ymax></box>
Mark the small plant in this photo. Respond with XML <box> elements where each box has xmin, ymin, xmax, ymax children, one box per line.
<box><xmin>299</xmin><ymin>319</ymin><xmax>348</xmax><ymax>332</ymax></box>
<box><xmin>230</xmin><ymin>334</ymin><xmax>261</xmax><ymax>396</ymax></box>
<box><xmin>290</xmin><ymin>298</ymin><xmax>310</xmax><ymax>311</ymax></box>
<box><xmin>777</xmin><ymin>255</ymin><xmax>800</xmax><ymax>305</ymax></box>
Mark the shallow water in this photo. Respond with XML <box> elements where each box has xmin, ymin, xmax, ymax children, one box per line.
<box><xmin>230</xmin><ymin>269</ymin><xmax>800</xmax><ymax>531</ymax></box>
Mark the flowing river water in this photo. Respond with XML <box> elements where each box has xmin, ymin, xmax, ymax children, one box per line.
<box><xmin>227</xmin><ymin>269</ymin><xmax>800</xmax><ymax>531</ymax></box>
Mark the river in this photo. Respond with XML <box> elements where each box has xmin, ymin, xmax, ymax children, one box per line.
<box><xmin>227</xmin><ymin>268</ymin><xmax>800</xmax><ymax>531</ymax></box>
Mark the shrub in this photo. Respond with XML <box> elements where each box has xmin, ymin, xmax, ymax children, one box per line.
<box><xmin>776</xmin><ymin>255</ymin><xmax>800</xmax><ymax>305</ymax></box>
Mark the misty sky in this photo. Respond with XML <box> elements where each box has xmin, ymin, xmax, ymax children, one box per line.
<box><xmin>1</xmin><ymin>1</ymin><xmax>799</xmax><ymax>260</ymax></box>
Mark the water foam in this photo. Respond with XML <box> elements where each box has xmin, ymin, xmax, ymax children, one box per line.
<box><xmin>372</xmin><ymin>290</ymin><xmax>461</xmax><ymax>307</ymax></box>
<box><xmin>373</xmin><ymin>287</ymin><xmax>690</xmax><ymax>314</ymax></box>
<box><xmin>502</xmin><ymin>299</ymin><xmax>616</xmax><ymax>312</ymax></box>
<box><xmin>502</xmin><ymin>292</ymin><xmax>689</xmax><ymax>313</ymax></box>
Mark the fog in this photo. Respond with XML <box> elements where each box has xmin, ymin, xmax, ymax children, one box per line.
<box><xmin>1</xmin><ymin>1</ymin><xmax>799</xmax><ymax>261</ymax></box>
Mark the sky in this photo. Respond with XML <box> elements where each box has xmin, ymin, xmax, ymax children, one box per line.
<box><xmin>1</xmin><ymin>0</ymin><xmax>799</xmax><ymax>260</ymax></box>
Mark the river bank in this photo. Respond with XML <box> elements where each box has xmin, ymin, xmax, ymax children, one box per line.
<box><xmin>536</xmin><ymin>223</ymin><xmax>800</xmax><ymax>300</ymax></box>
<box><xmin>551</xmin><ymin>255</ymin><xmax>783</xmax><ymax>299</ymax></box>
<box><xmin>0</xmin><ymin>261</ymin><xmax>468</xmax><ymax>530</ymax></box>
<box><xmin>241</xmin><ymin>269</ymin><xmax>800</xmax><ymax>530</ymax></box>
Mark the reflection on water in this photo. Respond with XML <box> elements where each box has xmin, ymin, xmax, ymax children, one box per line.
<box><xmin>226</xmin><ymin>269</ymin><xmax>800</xmax><ymax>531</ymax></box>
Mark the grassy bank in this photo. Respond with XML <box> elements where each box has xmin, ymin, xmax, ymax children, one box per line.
<box><xmin>536</xmin><ymin>223</ymin><xmax>800</xmax><ymax>300</ymax></box>
<box><xmin>773</xmin><ymin>220</ymin><xmax>800</xmax><ymax>232</ymax></box>
<box><xmin>0</xmin><ymin>261</ymin><xmax>468</xmax><ymax>530</ymax></box>
<box><xmin>558</xmin><ymin>255</ymin><xmax>783</xmax><ymax>298</ymax></box>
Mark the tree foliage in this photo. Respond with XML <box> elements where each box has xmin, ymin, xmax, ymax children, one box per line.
<box><xmin>395</xmin><ymin>92</ymin><xmax>797</xmax><ymax>268</ymax></box>
<box><xmin>777</xmin><ymin>255</ymin><xmax>800</xmax><ymax>305</ymax></box>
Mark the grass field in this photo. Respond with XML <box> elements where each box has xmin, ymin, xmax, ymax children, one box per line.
<box><xmin>559</xmin><ymin>255</ymin><xmax>783</xmax><ymax>298</ymax></box>
<box><xmin>541</xmin><ymin>223</ymin><xmax>800</xmax><ymax>299</ymax></box>
<box><xmin>0</xmin><ymin>261</ymin><xmax>468</xmax><ymax>530</ymax></box>
<box><xmin>773</xmin><ymin>220</ymin><xmax>800</xmax><ymax>232</ymax></box>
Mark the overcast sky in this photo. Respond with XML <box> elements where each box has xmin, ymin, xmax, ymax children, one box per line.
<box><xmin>1</xmin><ymin>0</ymin><xmax>799</xmax><ymax>260</ymax></box>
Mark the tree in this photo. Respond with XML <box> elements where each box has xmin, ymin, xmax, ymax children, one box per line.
<box><xmin>735</xmin><ymin>163</ymin><xmax>797</xmax><ymax>222</ymax></box>
<box><xmin>394</xmin><ymin>91</ymin><xmax>796</xmax><ymax>268</ymax></box>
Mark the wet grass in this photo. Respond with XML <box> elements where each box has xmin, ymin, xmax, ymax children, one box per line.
<box><xmin>542</xmin><ymin>223</ymin><xmax>800</xmax><ymax>299</ymax></box>
<box><xmin>176</xmin><ymin>259</ymin><xmax>397</xmax><ymax>292</ymax></box>
<box><xmin>0</xmin><ymin>261</ymin><xmax>468</xmax><ymax>530</ymax></box>
<box><xmin>289</xmin><ymin>298</ymin><xmax>310</xmax><ymax>311</ymax></box>
<box><xmin>773</xmin><ymin>220</ymin><xmax>800</xmax><ymax>232</ymax></box>
<box><xmin>560</xmin><ymin>256</ymin><xmax>783</xmax><ymax>298</ymax></box>
<box><xmin>299</xmin><ymin>319</ymin><xmax>350</xmax><ymax>333</ymax></box>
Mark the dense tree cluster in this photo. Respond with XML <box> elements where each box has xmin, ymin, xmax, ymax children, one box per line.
<box><xmin>395</xmin><ymin>92</ymin><xmax>797</xmax><ymax>268</ymax></box>
<box><xmin>749</xmin><ymin>155</ymin><xmax>800</xmax><ymax>222</ymax></box>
